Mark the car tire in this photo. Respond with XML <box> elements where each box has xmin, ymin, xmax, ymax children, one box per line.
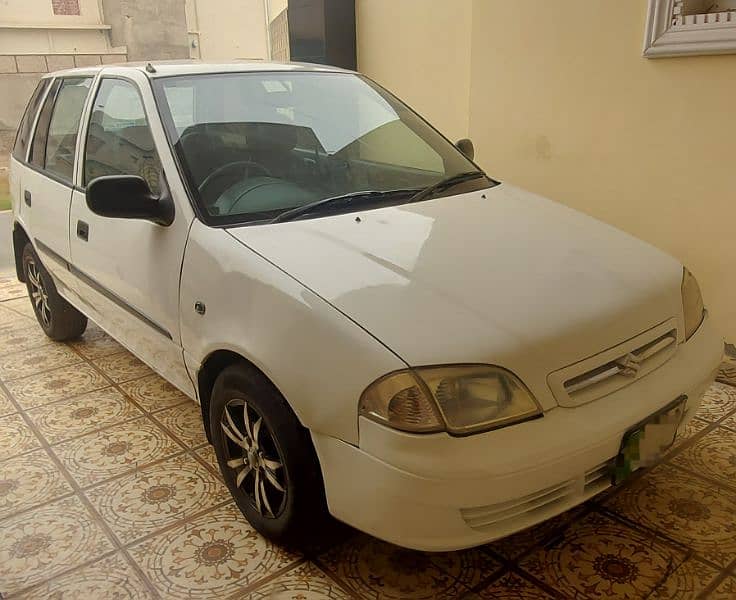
<box><xmin>22</xmin><ymin>243</ymin><xmax>87</xmax><ymax>341</ymax></box>
<box><xmin>210</xmin><ymin>362</ymin><xmax>331</xmax><ymax>547</ymax></box>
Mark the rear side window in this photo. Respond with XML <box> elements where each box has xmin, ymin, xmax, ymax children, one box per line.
<box><xmin>84</xmin><ymin>78</ymin><xmax>162</xmax><ymax>193</ymax></box>
<box><xmin>30</xmin><ymin>79</ymin><xmax>61</xmax><ymax>168</ymax></box>
<box><xmin>12</xmin><ymin>79</ymin><xmax>51</xmax><ymax>162</ymax></box>
<box><xmin>45</xmin><ymin>78</ymin><xmax>93</xmax><ymax>182</ymax></box>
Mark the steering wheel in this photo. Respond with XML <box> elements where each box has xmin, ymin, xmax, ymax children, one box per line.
<box><xmin>198</xmin><ymin>160</ymin><xmax>272</xmax><ymax>204</ymax></box>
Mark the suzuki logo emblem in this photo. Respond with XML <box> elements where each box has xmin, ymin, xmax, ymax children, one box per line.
<box><xmin>616</xmin><ymin>353</ymin><xmax>642</xmax><ymax>377</ymax></box>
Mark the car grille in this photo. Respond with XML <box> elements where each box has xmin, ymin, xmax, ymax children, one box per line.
<box><xmin>460</xmin><ymin>460</ymin><xmax>613</xmax><ymax>533</ymax></box>
<box><xmin>548</xmin><ymin>320</ymin><xmax>679</xmax><ymax>407</ymax></box>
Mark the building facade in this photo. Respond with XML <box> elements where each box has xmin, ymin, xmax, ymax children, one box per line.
<box><xmin>0</xmin><ymin>0</ymin><xmax>270</xmax><ymax>133</ymax></box>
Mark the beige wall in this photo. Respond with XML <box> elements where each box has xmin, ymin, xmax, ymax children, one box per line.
<box><xmin>357</xmin><ymin>0</ymin><xmax>735</xmax><ymax>340</ymax></box>
<box><xmin>0</xmin><ymin>0</ymin><xmax>102</xmax><ymax>25</ymax></box>
<box><xmin>355</xmin><ymin>0</ymin><xmax>473</xmax><ymax>143</ymax></box>
<box><xmin>267</xmin><ymin>0</ymin><xmax>288</xmax><ymax>23</ymax></box>
<box><xmin>186</xmin><ymin>0</ymin><xmax>268</xmax><ymax>60</ymax></box>
<box><xmin>469</xmin><ymin>1</ymin><xmax>734</xmax><ymax>340</ymax></box>
<box><xmin>0</xmin><ymin>0</ymin><xmax>112</xmax><ymax>55</ymax></box>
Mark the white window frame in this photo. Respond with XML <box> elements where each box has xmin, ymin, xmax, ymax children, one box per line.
<box><xmin>644</xmin><ymin>0</ymin><xmax>736</xmax><ymax>57</ymax></box>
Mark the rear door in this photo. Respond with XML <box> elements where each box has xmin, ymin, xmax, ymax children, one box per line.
<box><xmin>10</xmin><ymin>77</ymin><xmax>51</xmax><ymax>218</ymax></box>
<box><xmin>69</xmin><ymin>73</ymin><xmax>196</xmax><ymax>396</ymax></box>
<box><xmin>22</xmin><ymin>77</ymin><xmax>93</xmax><ymax>289</ymax></box>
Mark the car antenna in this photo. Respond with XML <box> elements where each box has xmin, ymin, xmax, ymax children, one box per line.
<box><xmin>145</xmin><ymin>62</ymin><xmax>156</xmax><ymax>73</ymax></box>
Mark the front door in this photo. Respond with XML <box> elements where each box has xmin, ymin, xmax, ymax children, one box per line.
<box><xmin>69</xmin><ymin>72</ymin><xmax>195</xmax><ymax>396</ymax></box>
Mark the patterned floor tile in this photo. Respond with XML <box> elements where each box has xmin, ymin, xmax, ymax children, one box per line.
<box><xmin>0</xmin><ymin>449</ymin><xmax>73</xmax><ymax>519</ymax></box>
<box><xmin>711</xmin><ymin>576</ymin><xmax>736</xmax><ymax>599</ymax></box>
<box><xmin>717</xmin><ymin>346</ymin><xmax>736</xmax><ymax>386</ymax></box>
<box><xmin>152</xmin><ymin>400</ymin><xmax>207</xmax><ymax>448</ymax></box>
<box><xmin>0</xmin><ymin>413</ymin><xmax>40</xmax><ymax>461</ymax></box>
<box><xmin>129</xmin><ymin>502</ymin><xmax>300</xmax><ymax>599</ymax></box>
<box><xmin>71</xmin><ymin>325</ymin><xmax>126</xmax><ymax>360</ymax></box>
<box><xmin>5</xmin><ymin>363</ymin><xmax>108</xmax><ymax>409</ymax></box>
<box><xmin>26</xmin><ymin>387</ymin><xmax>143</xmax><ymax>445</ymax></box>
<box><xmin>14</xmin><ymin>552</ymin><xmax>155</xmax><ymax>599</ymax></box>
<box><xmin>476</xmin><ymin>571</ymin><xmax>556</xmax><ymax>599</ymax></box>
<box><xmin>0</xmin><ymin>321</ymin><xmax>54</xmax><ymax>353</ymax></box>
<box><xmin>671</xmin><ymin>427</ymin><xmax>736</xmax><ymax>490</ymax></box>
<box><xmin>0</xmin><ymin>385</ymin><xmax>16</xmax><ymax>416</ymax></box>
<box><xmin>0</xmin><ymin>304</ymin><xmax>33</xmax><ymax>327</ymax></box>
<box><xmin>0</xmin><ymin>495</ymin><xmax>114</xmax><ymax>595</ymax></box>
<box><xmin>94</xmin><ymin>351</ymin><xmax>154</xmax><ymax>383</ymax></box>
<box><xmin>4</xmin><ymin>296</ymin><xmax>37</xmax><ymax>319</ymax></box>
<box><xmin>694</xmin><ymin>382</ymin><xmax>736</xmax><ymax>422</ymax></box>
<box><xmin>195</xmin><ymin>444</ymin><xmax>223</xmax><ymax>480</ymax></box>
<box><xmin>720</xmin><ymin>410</ymin><xmax>736</xmax><ymax>432</ymax></box>
<box><xmin>0</xmin><ymin>343</ymin><xmax>82</xmax><ymax>381</ymax></box>
<box><xmin>605</xmin><ymin>464</ymin><xmax>736</xmax><ymax>566</ymax></box>
<box><xmin>246</xmin><ymin>561</ymin><xmax>352</xmax><ymax>599</ymax></box>
<box><xmin>648</xmin><ymin>556</ymin><xmax>720</xmax><ymax>599</ymax></box>
<box><xmin>519</xmin><ymin>511</ymin><xmax>686</xmax><ymax>599</ymax></box>
<box><xmin>120</xmin><ymin>373</ymin><xmax>191</xmax><ymax>412</ymax></box>
<box><xmin>319</xmin><ymin>534</ymin><xmax>498</xmax><ymax>599</ymax></box>
<box><xmin>54</xmin><ymin>416</ymin><xmax>181</xmax><ymax>488</ymax></box>
<box><xmin>484</xmin><ymin>506</ymin><xmax>586</xmax><ymax>560</ymax></box>
<box><xmin>0</xmin><ymin>276</ymin><xmax>28</xmax><ymax>301</ymax></box>
<box><xmin>670</xmin><ymin>416</ymin><xmax>710</xmax><ymax>451</ymax></box>
<box><xmin>86</xmin><ymin>453</ymin><xmax>229</xmax><ymax>545</ymax></box>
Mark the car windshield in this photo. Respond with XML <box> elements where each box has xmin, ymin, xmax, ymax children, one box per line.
<box><xmin>153</xmin><ymin>71</ymin><xmax>491</xmax><ymax>224</ymax></box>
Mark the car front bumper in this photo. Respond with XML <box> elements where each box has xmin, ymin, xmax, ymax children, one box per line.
<box><xmin>311</xmin><ymin>315</ymin><xmax>723</xmax><ymax>551</ymax></box>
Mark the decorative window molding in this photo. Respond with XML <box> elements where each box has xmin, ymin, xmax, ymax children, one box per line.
<box><xmin>644</xmin><ymin>0</ymin><xmax>736</xmax><ymax>57</ymax></box>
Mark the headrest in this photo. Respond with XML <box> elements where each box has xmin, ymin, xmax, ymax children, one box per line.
<box><xmin>246</xmin><ymin>122</ymin><xmax>297</xmax><ymax>152</ymax></box>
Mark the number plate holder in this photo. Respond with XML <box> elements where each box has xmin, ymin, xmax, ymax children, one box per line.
<box><xmin>611</xmin><ymin>395</ymin><xmax>687</xmax><ymax>485</ymax></box>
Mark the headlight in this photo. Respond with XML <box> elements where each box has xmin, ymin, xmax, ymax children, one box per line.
<box><xmin>359</xmin><ymin>365</ymin><xmax>542</xmax><ymax>435</ymax></box>
<box><xmin>681</xmin><ymin>267</ymin><xmax>705</xmax><ymax>341</ymax></box>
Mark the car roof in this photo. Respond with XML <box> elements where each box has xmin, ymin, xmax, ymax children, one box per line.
<box><xmin>41</xmin><ymin>59</ymin><xmax>353</xmax><ymax>79</ymax></box>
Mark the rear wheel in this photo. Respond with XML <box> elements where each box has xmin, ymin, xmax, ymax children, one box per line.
<box><xmin>22</xmin><ymin>243</ymin><xmax>87</xmax><ymax>341</ymax></box>
<box><xmin>210</xmin><ymin>363</ymin><xmax>330</xmax><ymax>546</ymax></box>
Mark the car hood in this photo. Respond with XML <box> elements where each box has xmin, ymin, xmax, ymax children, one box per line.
<box><xmin>227</xmin><ymin>184</ymin><xmax>684</xmax><ymax>408</ymax></box>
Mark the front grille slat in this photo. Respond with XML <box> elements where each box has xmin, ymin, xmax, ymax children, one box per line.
<box><xmin>461</xmin><ymin>459</ymin><xmax>614</xmax><ymax>533</ymax></box>
<box><xmin>555</xmin><ymin>328</ymin><xmax>678</xmax><ymax>406</ymax></box>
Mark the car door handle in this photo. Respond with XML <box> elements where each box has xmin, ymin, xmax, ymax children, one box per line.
<box><xmin>76</xmin><ymin>220</ymin><xmax>89</xmax><ymax>242</ymax></box>
<box><xmin>24</xmin><ymin>190</ymin><xmax>31</xmax><ymax>206</ymax></box>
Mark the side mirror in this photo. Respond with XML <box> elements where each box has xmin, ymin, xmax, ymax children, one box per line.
<box><xmin>455</xmin><ymin>138</ymin><xmax>475</xmax><ymax>161</ymax></box>
<box><xmin>86</xmin><ymin>175</ymin><xmax>174</xmax><ymax>226</ymax></box>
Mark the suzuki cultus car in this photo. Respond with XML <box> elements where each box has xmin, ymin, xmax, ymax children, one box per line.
<box><xmin>9</xmin><ymin>61</ymin><xmax>722</xmax><ymax>550</ymax></box>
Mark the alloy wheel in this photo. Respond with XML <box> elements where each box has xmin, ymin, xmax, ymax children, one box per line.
<box><xmin>26</xmin><ymin>258</ymin><xmax>51</xmax><ymax>328</ymax></box>
<box><xmin>220</xmin><ymin>397</ymin><xmax>287</xmax><ymax>518</ymax></box>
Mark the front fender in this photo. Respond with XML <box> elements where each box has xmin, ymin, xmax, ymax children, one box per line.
<box><xmin>180</xmin><ymin>221</ymin><xmax>406</xmax><ymax>444</ymax></box>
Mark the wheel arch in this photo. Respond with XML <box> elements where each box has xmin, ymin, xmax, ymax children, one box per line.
<box><xmin>196</xmin><ymin>349</ymin><xmax>305</xmax><ymax>443</ymax></box>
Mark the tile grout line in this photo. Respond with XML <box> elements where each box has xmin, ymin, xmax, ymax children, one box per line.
<box><xmin>697</xmin><ymin>569</ymin><xmax>733</xmax><ymax>598</ymax></box>
<box><xmin>665</xmin><ymin>459</ymin><xmax>736</xmax><ymax>495</ymax></box>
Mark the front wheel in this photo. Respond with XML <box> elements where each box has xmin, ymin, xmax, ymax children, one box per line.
<box><xmin>22</xmin><ymin>243</ymin><xmax>87</xmax><ymax>341</ymax></box>
<box><xmin>209</xmin><ymin>363</ymin><xmax>331</xmax><ymax>546</ymax></box>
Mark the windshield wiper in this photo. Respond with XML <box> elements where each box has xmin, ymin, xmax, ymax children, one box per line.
<box><xmin>270</xmin><ymin>188</ymin><xmax>417</xmax><ymax>224</ymax></box>
<box><xmin>408</xmin><ymin>171</ymin><xmax>486</xmax><ymax>205</ymax></box>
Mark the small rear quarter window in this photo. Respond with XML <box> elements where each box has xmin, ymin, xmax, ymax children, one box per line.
<box><xmin>12</xmin><ymin>79</ymin><xmax>51</xmax><ymax>162</ymax></box>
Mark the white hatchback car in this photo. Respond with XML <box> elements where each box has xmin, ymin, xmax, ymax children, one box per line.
<box><xmin>9</xmin><ymin>61</ymin><xmax>722</xmax><ymax>551</ymax></box>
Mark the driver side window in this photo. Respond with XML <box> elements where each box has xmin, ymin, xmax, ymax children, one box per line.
<box><xmin>84</xmin><ymin>78</ymin><xmax>161</xmax><ymax>194</ymax></box>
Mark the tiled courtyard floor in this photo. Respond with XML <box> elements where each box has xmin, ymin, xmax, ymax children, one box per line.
<box><xmin>1</xmin><ymin>272</ymin><xmax>736</xmax><ymax>599</ymax></box>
